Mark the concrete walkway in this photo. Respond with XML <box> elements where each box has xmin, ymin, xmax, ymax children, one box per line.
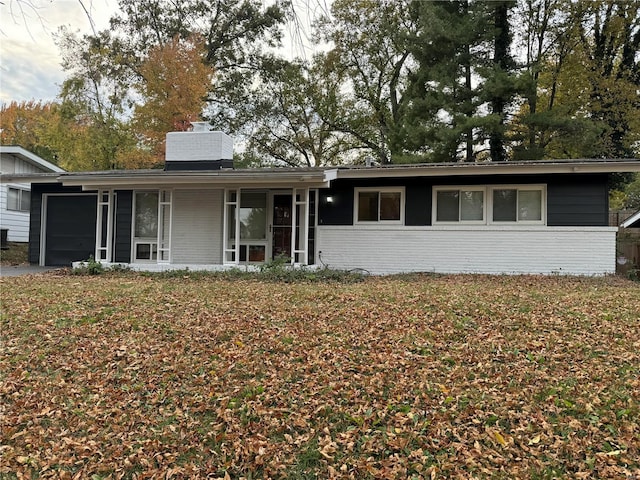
<box><xmin>0</xmin><ymin>265</ymin><xmax>60</xmax><ymax>277</ymax></box>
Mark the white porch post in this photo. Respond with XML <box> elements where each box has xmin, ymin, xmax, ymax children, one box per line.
<box><xmin>95</xmin><ymin>190</ymin><xmax>114</xmax><ymax>262</ymax></box>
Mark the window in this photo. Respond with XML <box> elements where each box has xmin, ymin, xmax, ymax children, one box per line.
<box><xmin>433</xmin><ymin>185</ymin><xmax>545</xmax><ymax>225</ymax></box>
<box><xmin>435</xmin><ymin>188</ymin><xmax>485</xmax><ymax>223</ymax></box>
<box><xmin>7</xmin><ymin>187</ymin><xmax>30</xmax><ymax>212</ymax></box>
<box><xmin>133</xmin><ymin>192</ymin><xmax>159</xmax><ymax>261</ymax></box>
<box><xmin>225</xmin><ymin>190</ymin><xmax>269</xmax><ymax>264</ymax></box>
<box><xmin>239</xmin><ymin>191</ymin><xmax>267</xmax><ymax>241</ymax></box>
<box><xmin>134</xmin><ymin>192</ymin><xmax>159</xmax><ymax>238</ymax></box>
<box><xmin>356</xmin><ymin>188</ymin><xmax>403</xmax><ymax>223</ymax></box>
<box><xmin>492</xmin><ymin>188</ymin><xmax>542</xmax><ymax>222</ymax></box>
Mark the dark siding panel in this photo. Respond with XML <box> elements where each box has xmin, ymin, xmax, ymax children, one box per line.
<box><xmin>114</xmin><ymin>190</ymin><xmax>132</xmax><ymax>262</ymax></box>
<box><xmin>320</xmin><ymin>173</ymin><xmax>609</xmax><ymax>227</ymax></box>
<box><xmin>406</xmin><ymin>185</ymin><xmax>431</xmax><ymax>226</ymax></box>
<box><xmin>318</xmin><ymin>186</ymin><xmax>354</xmax><ymax>225</ymax></box>
<box><xmin>28</xmin><ymin>185</ymin><xmax>44</xmax><ymax>264</ymax></box>
<box><xmin>547</xmin><ymin>177</ymin><xmax>608</xmax><ymax>226</ymax></box>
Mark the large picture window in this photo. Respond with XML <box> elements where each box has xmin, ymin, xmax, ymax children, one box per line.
<box><xmin>355</xmin><ymin>188</ymin><xmax>403</xmax><ymax>224</ymax></box>
<box><xmin>7</xmin><ymin>187</ymin><xmax>30</xmax><ymax>212</ymax></box>
<box><xmin>433</xmin><ymin>185</ymin><xmax>545</xmax><ymax>225</ymax></box>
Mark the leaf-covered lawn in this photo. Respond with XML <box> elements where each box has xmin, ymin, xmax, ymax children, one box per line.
<box><xmin>1</xmin><ymin>273</ymin><xmax>639</xmax><ymax>479</ymax></box>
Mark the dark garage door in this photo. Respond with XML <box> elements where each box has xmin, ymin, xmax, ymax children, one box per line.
<box><xmin>45</xmin><ymin>195</ymin><xmax>97</xmax><ymax>266</ymax></box>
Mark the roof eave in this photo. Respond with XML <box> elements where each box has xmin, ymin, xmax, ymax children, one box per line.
<box><xmin>59</xmin><ymin>170</ymin><xmax>338</xmax><ymax>189</ymax></box>
<box><xmin>336</xmin><ymin>161</ymin><xmax>640</xmax><ymax>179</ymax></box>
<box><xmin>0</xmin><ymin>146</ymin><xmax>65</xmax><ymax>173</ymax></box>
<box><xmin>621</xmin><ymin>210</ymin><xmax>640</xmax><ymax>228</ymax></box>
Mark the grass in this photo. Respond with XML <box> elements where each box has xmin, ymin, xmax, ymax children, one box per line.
<box><xmin>0</xmin><ymin>242</ymin><xmax>28</xmax><ymax>265</ymax></box>
<box><xmin>1</xmin><ymin>272</ymin><xmax>639</xmax><ymax>478</ymax></box>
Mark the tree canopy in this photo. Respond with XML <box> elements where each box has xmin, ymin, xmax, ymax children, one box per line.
<box><xmin>1</xmin><ymin>0</ymin><xmax>638</xmax><ymax>171</ymax></box>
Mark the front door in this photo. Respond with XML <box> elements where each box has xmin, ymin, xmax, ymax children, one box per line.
<box><xmin>271</xmin><ymin>193</ymin><xmax>292</xmax><ymax>260</ymax></box>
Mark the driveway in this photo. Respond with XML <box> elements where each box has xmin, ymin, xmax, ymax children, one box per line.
<box><xmin>0</xmin><ymin>265</ymin><xmax>61</xmax><ymax>277</ymax></box>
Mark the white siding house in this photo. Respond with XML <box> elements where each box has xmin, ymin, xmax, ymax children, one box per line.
<box><xmin>0</xmin><ymin>146</ymin><xmax>64</xmax><ymax>243</ymax></box>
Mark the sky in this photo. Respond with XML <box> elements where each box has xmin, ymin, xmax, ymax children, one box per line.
<box><xmin>0</xmin><ymin>0</ymin><xmax>326</xmax><ymax>106</ymax></box>
<box><xmin>0</xmin><ymin>0</ymin><xmax>118</xmax><ymax>105</ymax></box>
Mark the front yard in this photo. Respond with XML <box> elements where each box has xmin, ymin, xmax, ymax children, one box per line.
<box><xmin>1</xmin><ymin>272</ymin><xmax>639</xmax><ymax>478</ymax></box>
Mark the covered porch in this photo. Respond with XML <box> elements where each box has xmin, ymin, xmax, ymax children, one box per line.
<box><xmin>63</xmin><ymin>169</ymin><xmax>336</xmax><ymax>269</ymax></box>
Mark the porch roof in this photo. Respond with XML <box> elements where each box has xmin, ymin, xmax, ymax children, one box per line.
<box><xmin>1</xmin><ymin>167</ymin><xmax>338</xmax><ymax>189</ymax></box>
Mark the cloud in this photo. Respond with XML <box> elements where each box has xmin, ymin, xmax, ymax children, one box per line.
<box><xmin>0</xmin><ymin>0</ymin><xmax>118</xmax><ymax>104</ymax></box>
<box><xmin>0</xmin><ymin>38</ymin><xmax>65</xmax><ymax>103</ymax></box>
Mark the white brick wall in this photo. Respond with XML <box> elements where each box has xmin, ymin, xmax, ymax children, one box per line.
<box><xmin>316</xmin><ymin>226</ymin><xmax>618</xmax><ymax>275</ymax></box>
<box><xmin>171</xmin><ymin>189</ymin><xmax>223</xmax><ymax>263</ymax></box>
<box><xmin>165</xmin><ymin>131</ymin><xmax>233</xmax><ymax>162</ymax></box>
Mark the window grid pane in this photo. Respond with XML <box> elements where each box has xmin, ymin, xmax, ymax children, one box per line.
<box><xmin>493</xmin><ymin>189</ymin><xmax>517</xmax><ymax>221</ymax></box>
<box><xmin>135</xmin><ymin>192</ymin><xmax>159</xmax><ymax>237</ymax></box>
<box><xmin>239</xmin><ymin>191</ymin><xmax>267</xmax><ymax>240</ymax></box>
<box><xmin>7</xmin><ymin>188</ymin><xmax>20</xmax><ymax>211</ymax></box>
<box><xmin>518</xmin><ymin>190</ymin><xmax>542</xmax><ymax>221</ymax></box>
<box><xmin>20</xmin><ymin>191</ymin><xmax>31</xmax><ymax>211</ymax></box>
<box><xmin>358</xmin><ymin>191</ymin><xmax>379</xmax><ymax>221</ymax></box>
<box><xmin>460</xmin><ymin>190</ymin><xmax>483</xmax><ymax>221</ymax></box>
<box><xmin>379</xmin><ymin>192</ymin><xmax>401</xmax><ymax>220</ymax></box>
<box><xmin>436</xmin><ymin>191</ymin><xmax>459</xmax><ymax>222</ymax></box>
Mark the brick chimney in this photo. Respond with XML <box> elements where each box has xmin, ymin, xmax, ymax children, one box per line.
<box><xmin>164</xmin><ymin>122</ymin><xmax>234</xmax><ymax>171</ymax></box>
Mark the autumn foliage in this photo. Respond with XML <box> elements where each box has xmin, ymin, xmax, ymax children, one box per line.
<box><xmin>132</xmin><ymin>35</ymin><xmax>214</xmax><ymax>163</ymax></box>
<box><xmin>1</xmin><ymin>273</ymin><xmax>639</xmax><ymax>478</ymax></box>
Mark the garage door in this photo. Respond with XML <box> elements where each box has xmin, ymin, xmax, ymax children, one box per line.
<box><xmin>45</xmin><ymin>195</ymin><xmax>97</xmax><ymax>266</ymax></box>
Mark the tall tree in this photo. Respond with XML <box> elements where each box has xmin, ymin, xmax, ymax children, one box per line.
<box><xmin>56</xmin><ymin>26</ymin><xmax>140</xmax><ymax>170</ymax></box>
<box><xmin>579</xmin><ymin>0</ymin><xmax>640</xmax><ymax>158</ymax></box>
<box><xmin>484</xmin><ymin>0</ymin><xmax>519</xmax><ymax>163</ymax></box>
<box><xmin>315</xmin><ymin>0</ymin><xmax>415</xmax><ymax>164</ymax></box>
<box><xmin>54</xmin><ymin>0</ymin><xmax>289</xmax><ymax>169</ymax></box>
<box><xmin>511</xmin><ymin>0</ymin><xmax>583</xmax><ymax>160</ymax></box>
<box><xmin>132</xmin><ymin>35</ymin><xmax>214</xmax><ymax>163</ymax></box>
<box><xmin>512</xmin><ymin>0</ymin><xmax>639</xmax><ymax>161</ymax></box>
<box><xmin>403</xmin><ymin>0</ymin><xmax>487</xmax><ymax>162</ymax></box>
<box><xmin>240</xmin><ymin>57</ymin><xmax>356</xmax><ymax>167</ymax></box>
<box><xmin>0</xmin><ymin>101</ymin><xmax>61</xmax><ymax>164</ymax></box>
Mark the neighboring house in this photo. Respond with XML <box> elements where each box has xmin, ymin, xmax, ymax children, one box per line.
<box><xmin>621</xmin><ymin>210</ymin><xmax>640</xmax><ymax>229</ymax></box>
<box><xmin>2</xmin><ymin>127</ymin><xmax>639</xmax><ymax>274</ymax></box>
<box><xmin>0</xmin><ymin>146</ymin><xmax>65</xmax><ymax>243</ymax></box>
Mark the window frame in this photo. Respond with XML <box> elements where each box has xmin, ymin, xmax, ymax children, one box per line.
<box><xmin>488</xmin><ymin>185</ymin><xmax>546</xmax><ymax>225</ymax></box>
<box><xmin>354</xmin><ymin>187</ymin><xmax>405</xmax><ymax>225</ymax></box>
<box><xmin>432</xmin><ymin>184</ymin><xmax>546</xmax><ymax>225</ymax></box>
<box><xmin>7</xmin><ymin>187</ymin><xmax>30</xmax><ymax>212</ymax></box>
<box><xmin>432</xmin><ymin>186</ymin><xmax>487</xmax><ymax>225</ymax></box>
<box><xmin>131</xmin><ymin>190</ymin><xmax>169</xmax><ymax>263</ymax></box>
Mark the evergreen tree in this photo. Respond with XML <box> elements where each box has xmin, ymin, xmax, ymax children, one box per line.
<box><xmin>402</xmin><ymin>0</ymin><xmax>487</xmax><ymax>162</ymax></box>
<box><xmin>484</xmin><ymin>0</ymin><xmax>519</xmax><ymax>163</ymax></box>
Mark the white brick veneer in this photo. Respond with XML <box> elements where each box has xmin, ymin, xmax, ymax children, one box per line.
<box><xmin>165</xmin><ymin>131</ymin><xmax>233</xmax><ymax>162</ymax></box>
<box><xmin>316</xmin><ymin>226</ymin><xmax>618</xmax><ymax>275</ymax></box>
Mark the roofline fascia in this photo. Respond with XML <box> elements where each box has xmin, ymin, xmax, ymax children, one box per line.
<box><xmin>0</xmin><ymin>173</ymin><xmax>63</xmax><ymax>184</ymax></box>
<box><xmin>59</xmin><ymin>170</ymin><xmax>336</xmax><ymax>189</ymax></box>
<box><xmin>336</xmin><ymin>161</ymin><xmax>640</xmax><ymax>179</ymax></box>
<box><xmin>621</xmin><ymin>210</ymin><xmax>640</xmax><ymax>228</ymax></box>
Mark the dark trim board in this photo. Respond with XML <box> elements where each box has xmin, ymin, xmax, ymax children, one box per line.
<box><xmin>114</xmin><ymin>190</ymin><xmax>132</xmax><ymax>263</ymax></box>
<box><xmin>318</xmin><ymin>173</ymin><xmax>609</xmax><ymax>227</ymax></box>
